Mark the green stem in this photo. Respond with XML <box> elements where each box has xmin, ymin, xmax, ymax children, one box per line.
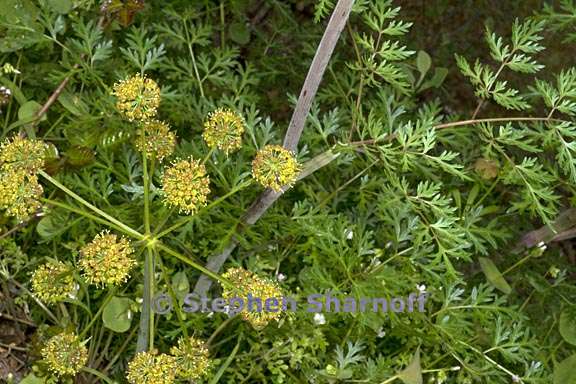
<box><xmin>39</xmin><ymin>171</ymin><xmax>144</xmax><ymax>240</ymax></box>
<box><xmin>183</xmin><ymin>20</ymin><xmax>205</xmax><ymax>97</ymax></box>
<box><xmin>380</xmin><ymin>375</ymin><xmax>399</xmax><ymax>384</ymax></box>
<box><xmin>155</xmin><ymin>242</ymin><xmax>233</xmax><ymax>289</ymax></box>
<box><xmin>41</xmin><ymin>198</ymin><xmax>138</xmax><ymax>239</ymax></box>
<box><xmin>136</xmin><ymin>246</ymin><xmax>154</xmax><ymax>353</ymax></box>
<box><xmin>81</xmin><ymin>367</ymin><xmax>115</xmax><ymax>384</ymax></box>
<box><xmin>157</xmin><ymin>254</ymin><xmax>188</xmax><ymax>338</ymax></box>
<box><xmin>502</xmin><ymin>253</ymin><xmax>533</xmax><ymax>276</ymax></box>
<box><xmin>142</xmin><ymin>153</ymin><xmax>151</xmax><ymax>235</ymax></box>
<box><xmin>202</xmin><ymin>147</ymin><xmax>215</xmax><ymax>165</ymax></box>
<box><xmin>138</xmin><ymin>142</ymin><xmax>155</xmax><ymax>352</ymax></box>
<box><xmin>79</xmin><ymin>289</ymin><xmax>115</xmax><ymax>339</ymax></box>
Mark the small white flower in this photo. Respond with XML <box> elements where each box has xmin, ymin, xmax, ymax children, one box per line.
<box><xmin>127</xmin><ymin>310</ymin><xmax>132</xmax><ymax>320</ymax></box>
<box><xmin>276</xmin><ymin>273</ymin><xmax>286</xmax><ymax>282</ymax></box>
<box><xmin>537</xmin><ymin>241</ymin><xmax>547</xmax><ymax>251</ymax></box>
<box><xmin>376</xmin><ymin>327</ymin><xmax>386</xmax><ymax>338</ymax></box>
<box><xmin>416</xmin><ymin>284</ymin><xmax>427</xmax><ymax>293</ymax></box>
<box><xmin>511</xmin><ymin>374</ymin><xmax>521</xmax><ymax>383</ymax></box>
<box><xmin>344</xmin><ymin>229</ymin><xmax>353</xmax><ymax>240</ymax></box>
<box><xmin>313</xmin><ymin>313</ymin><xmax>326</xmax><ymax>325</ymax></box>
<box><xmin>207</xmin><ymin>311</ymin><xmax>214</xmax><ymax>318</ymax></box>
<box><xmin>136</xmin><ymin>297</ymin><xmax>143</xmax><ymax>304</ymax></box>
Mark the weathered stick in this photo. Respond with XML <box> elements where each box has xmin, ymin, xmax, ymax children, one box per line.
<box><xmin>193</xmin><ymin>0</ymin><xmax>355</xmax><ymax>297</ymax></box>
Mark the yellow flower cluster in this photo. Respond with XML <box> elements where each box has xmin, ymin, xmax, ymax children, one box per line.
<box><xmin>170</xmin><ymin>336</ymin><xmax>211</xmax><ymax>380</ymax></box>
<box><xmin>251</xmin><ymin>145</ymin><xmax>300</xmax><ymax>192</ymax></box>
<box><xmin>0</xmin><ymin>136</ymin><xmax>46</xmax><ymax>173</ymax></box>
<box><xmin>79</xmin><ymin>230</ymin><xmax>136</xmax><ymax>286</ymax></box>
<box><xmin>126</xmin><ymin>351</ymin><xmax>178</xmax><ymax>384</ymax></box>
<box><xmin>0</xmin><ymin>169</ymin><xmax>43</xmax><ymax>220</ymax></box>
<box><xmin>135</xmin><ymin>119</ymin><xmax>176</xmax><ymax>161</ymax></box>
<box><xmin>31</xmin><ymin>260</ymin><xmax>76</xmax><ymax>304</ymax></box>
<box><xmin>0</xmin><ymin>136</ymin><xmax>46</xmax><ymax>221</ymax></box>
<box><xmin>161</xmin><ymin>157</ymin><xmax>210</xmax><ymax>215</ymax></box>
<box><xmin>41</xmin><ymin>332</ymin><xmax>88</xmax><ymax>377</ymax></box>
<box><xmin>112</xmin><ymin>73</ymin><xmax>160</xmax><ymax>122</ymax></box>
<box><xmin>202</xmin><ymin>108</ymin><xmax>245</xmax><ymax>155</ymax></box>
<box><xmin>221</xmin><ymin>267</ymin><xmax>284</xmax><ymax>329</ymax></box>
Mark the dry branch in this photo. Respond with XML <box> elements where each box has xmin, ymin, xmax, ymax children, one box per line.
<box><xmin>193</xmin><ymin>0</ymin><xmax>356</xmax><ymax>297</ymax></box>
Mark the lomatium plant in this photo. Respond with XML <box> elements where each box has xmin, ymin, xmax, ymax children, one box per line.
<box><xmin>1</xmin><ymin>1</ymin><xmax>576</xmax><ymax>384</ymax></box>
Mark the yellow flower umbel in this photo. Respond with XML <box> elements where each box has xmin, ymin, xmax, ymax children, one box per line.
<box><xmin>251</xmin><ymin>145</ymin><xmax>300</xmax><ymax>192</ymax></box>
<box><xmin>161</xmin><ymin>157</ymin><xmax>210</xmax><ymax>215</ymax></box>
<box><xmin>79</xmin><ymin>230</ymin><xmax>136</xmax><ymax>286</ymax></box>
<box><xmin>41</xmin><ymin>332</ymin><xmax>88</xmax><ymax>377</ymax></box>
<box><xmin>0</xmin><ymin>168</ymin><xmax>43</xmax><ymax>221</ymax></box>
<box><xmin>31</xmin><ymin>260</ymin><xmax>76</xmax><ymax>304</ymax></box>
<box><xmin>202</xmin><ymin>108</ymin><xmax>245</xmax><ymax>155</ymax></box>
<box><xmin>170</xmin><ymin>336</ymin><xmax>211</xmax><ymax>380</ymax></box>
<box><xmin>112</xmin><ymin>73</ymin><xmax>160</xmax><ymax>122</ymax></box>
<box><xmin>221</xmin><ymin>267</ymin><xmax>284</xmax><ymax>329</ymax></box>
<box><xmin>126</xmin><ymin>351</ymin><xmax>177</xmax><ymax>384</ymax></box>
<box><xmin>0</xmin><ymin>136</ymin><xmax>46</xmax><ymax>173</ymax></box>
<box><xmin>135</xmin><ymin>119</ymin><xmax>176</xmax><ymax>161</ymax></box>
<box><xmin>0</xmin><ymin>136</ymin><xmax>46</xmax><ymax>221</ymax></box>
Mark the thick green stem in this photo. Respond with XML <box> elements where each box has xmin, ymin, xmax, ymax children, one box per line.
<box><xmin>137</xmin><ymin>148</ymin><xmax>155</xmax><ymax>352</ymax></box>
<box><xmin>136</xmin><ymin>247</ymin><xmax>154</xmax><ymax>353</ymax></box>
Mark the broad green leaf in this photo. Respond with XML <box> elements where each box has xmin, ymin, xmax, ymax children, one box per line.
<box><xmin>172</xmin><ymin>271</ymin><xmax>190</xmax><ymax>301</ymax></box>
<box><xmin>554</xmin><ymin>354</ymin><xmax>576</xmax><ymax>384</ymax></box>
<box><xmin>102</xmin><ymin>297</ymin><xmax>132</xmax><ymax>333</ymax></box>
<box><xmin>18</xmin><ymin>100</ymin><xmax>45</xmax><ymax>121</ymax></box>
<box><xmin>19</xmin><ymin>373</ymin><xmax>46</xmax><ymax>384</ymax></box>
<box><xmin>398</xmin><ymin>347</ymin><xmax>422</xmax><ymax>384</ymax></box>
<box><xmin>479</xmin><ymin>257</ymin><xmax>512</xmax><ymax>294</ymax></box>
<box><xmin>421</xmin><ymin>67</ymin><xmax>449</xmax><ymax>90</ymax></box>
<box><xmin>416</xmin><ymin>51</ymin><xmax>431</xmax><ymax>76</ymax></box>
<box><xmin>36</xmin><ymin>216</ymin><xmax>61</xmax><ymax>239</ymax></box>
<box><xmin>560</xmin><ymin>306</ymin><xmax>576</xmax><ymax>346</ymax></box>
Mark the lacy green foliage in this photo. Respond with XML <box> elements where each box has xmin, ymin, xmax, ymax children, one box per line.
<box><xmin>0</xmin><ymin>1</ymin><xmax>575</xmax><ymax>384</ymax></box>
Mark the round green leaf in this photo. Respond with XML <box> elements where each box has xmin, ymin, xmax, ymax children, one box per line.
<box><xmin>554</xmin><ymin>354</ymin><xmax>576</xmax><ymax>384</ymax></box>
<box><xmin>18</xmin><ymin>100</ymin><xmax>45</xmax><ymax>122</ymax></box>
<box><xmin>102</xmin><ymin>296</ymin><xmax>132</xmax><ymax>333</ymax></box>
<box><xmin>560</xmin><ymin>306</ymin><xmax>576</xmax><ymax>346</ymax></box>
<box><xmin>229</xmin><ymin>22</ymin><xmax>251</xmax><ymax>45</ymax></box>
<box><xmin>36</xmin><ymin>216</ymin><xmax>61</xmax><ymax>239</ymax></box>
